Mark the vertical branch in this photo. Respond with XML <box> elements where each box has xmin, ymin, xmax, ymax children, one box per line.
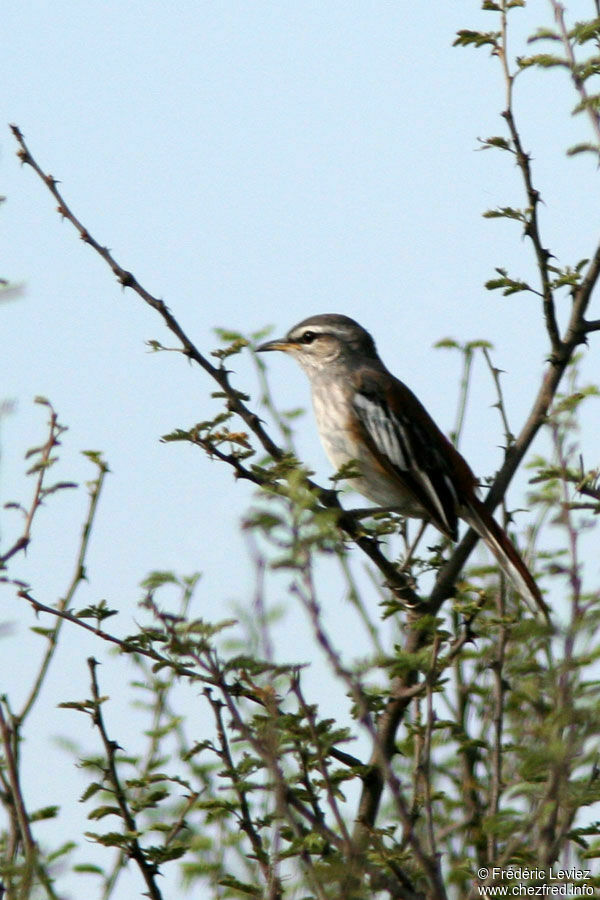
<box><xmin>290</xmin><ymin>676</ymin><xmax>354</xmax><ymax>854</ymax></box>
<box><xmin>487</xmin><ymin>620</ymin><xmax>508</xmax><ymax>864</ymax></box>
<box><xmin>189</xmin><ymin>641</ymin><xmax>340</xmax><ymax>900</ymax></box>
<box><xmin>482</xmin><ymin>347</ymin><xmax>514</xmax><ymax>449</ymax></box>
<box><xmin>292</xmin><ymin>568</ymin><xmax>448</xmax><ymax>899</ymax></box>
<box><xmin>0</xmin><ymin>702</ymin><xmax>37</xmax><ymax>898</ymax></box>
<box><xmin>87</xmin><ymin>658</ymin><xmax>164</xmax><ymax>900</ymax></box>
<box><xmin>17</xmin><ymin>454</ymin><xmax>108</xmax><ymax>725</ymax></box>
<box><xmin>498</xmin><ymin>2</ymin><xmax>561</xmax><ymax>355</ymax></box>
<box><xmin>451</xmin><ymin>343</ymin><xmax>475</xmax><ymax>448</ymax></box>
<box><xmin>422</xmin><ymin>666</ymin><xmax>439</xmax><ymax>861</ymax></box>
<box><xmin>538</xmin><ymin>420</ymin><xmax>583</xmax><ymax>864</ymax></box>
<box><xmin>550</xmin><ymin>1</ymin><xmax>600</xmax><ymax>147</ymax></box>
<box><xmin>451</xmin><ymin>640</ymin><xmax>485</xmax><ymax>867</ymax></box>
<box><xmin>204</xmin><ymin>689</ymin><xmax>282</xmax><ymax>898</ymax></box>
<box><xmin>0</xmin><ymin>401</ymin><xmax>73</xmax><ymax>567</ymax></box>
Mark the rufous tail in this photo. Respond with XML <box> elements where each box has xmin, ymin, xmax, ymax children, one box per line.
<box><xmin>463</xmin><ymin>496</ymin><xmax>550</xmax><ymax>621</ymax></box>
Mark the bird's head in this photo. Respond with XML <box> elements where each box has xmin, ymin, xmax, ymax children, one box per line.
<box><xmin>256</xmin><ymin>313</ymin><xmax>378</xmax><ymax>374</ymax></box>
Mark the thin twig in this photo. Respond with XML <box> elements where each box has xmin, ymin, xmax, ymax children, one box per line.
<box><xmin>87</xmin><ymin>658</ymin><xmax>164</xmax><ymax>900</ymax></box>
<box><xmin>487</xmin><ymin>615</ymin><xmax>508</xmax><ymax>863</ymax></box>
<box><xmin>452</xmin><ymin>343</ymin><xmax>475</xmax><ymax>449</ymax></box>
<box><xmin>8</xmin><ymin>124</ymin><xmax>419</xmax><ymax>606</ymax></box>
<box><xmin>482</xmin><ymin>347</ymin><xmax>513</xmax><ymax>449</ymax></box>
<box><xmin>0</xmin><ymin>404</ymin><xmax>70</xmax><ymax>567</ymax></box>
<box><xmin>498</xmin><ymin>3</ymin><xmax>561</xmax><ymax>356</ymax></box>
<box><xmin>551</xmin><ymin>1</ymin><xmax>600</xmax><ymax>148</ymax></box>
<box><xmin>292</xmin><ymin>567</ymin><xmax>447</xmax><ymax>900</ymax></box>
<box><xmin>204</xmin><ymin>689</ymin><xmax>281</xmax><ymax>896</ymax></box>
<box><xmin>290</xmin><ymin>675</ymin><xmax>354</xmax><ymax>853</ymax></box>
<box><xmin>0</xmin><ymin>702</ymin><xmax>37</xmax><ymax>897</ymax></box>
<box><xmin>17</xmin><ymin>455</ymin><xmax>107</xmax><ymax>724</ymax></box>
<box><xmin>202</xmin><ymin>660</ymin><xmax>334</xmax><ymax>900</ymax></box>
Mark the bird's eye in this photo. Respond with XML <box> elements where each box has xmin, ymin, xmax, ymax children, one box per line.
<box><xmin>300</xmin><ymin>330</ymin><xmax>317</xmax><ymax>344</ymax></box>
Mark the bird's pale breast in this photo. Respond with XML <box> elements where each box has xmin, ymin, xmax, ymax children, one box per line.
<box><xmin>310</xmin><ymin>378</ymin><xmax>426</xmax><ymax>517</ymax></box>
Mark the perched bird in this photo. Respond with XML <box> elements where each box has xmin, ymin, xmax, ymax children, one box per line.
<box><xmin>257</xmin><ymin>313</ymin><xmax>546</xmax><ymax>615</ymax></box>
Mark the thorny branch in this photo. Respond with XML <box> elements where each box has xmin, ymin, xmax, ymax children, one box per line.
<box><xmin>0</xmin><ymin>702</ymin><xmax>37</xmax><ymax>895</ymax></box>
<box><xmin>9</xmin><ymin>7</ymin><xmax>600</xmax><ymax>869</ymax></box>
<box><xmin>0</xmin><ymin>401</ymin><xmax>73</xmax><ymax>568</ymax></box>
<box><xmin>17</xmin><ymin>450</ymin><xmax>108</xmax><ymax>726</ymax></box>
<box><xmin>550</xmin><ymin>1</ymin><xmax>600</xmax><ymax>149</ymax></box>
<box><xmin>8</xmin><ymin>124</ymin><xmax>419</xmax><ymax>609</ymax></box>
<box><xmin>203</xmin><ymin>688</ymin><xmax>282</xmax><ymax>899</ymax></box>
<box><xmin>353</xmin><ymin>1</ymin><xmax>600</xmax><ymax>844</ymax></box>
<box><xmin>87</xmin><ymin>657</ymin><xmax>164</xmax><ymax>900</ymax></box>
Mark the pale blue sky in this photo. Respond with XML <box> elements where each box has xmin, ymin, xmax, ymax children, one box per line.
<box><xmin>2</xmin><ymin>2</ymin><xmax>600</xmax><ymax>896</ymax></box>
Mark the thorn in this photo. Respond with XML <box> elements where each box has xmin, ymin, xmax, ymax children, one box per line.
<box><xmin>117</xmin><ymin>270</ymin><xmax>134</xmax><ymax>288</ymax></box>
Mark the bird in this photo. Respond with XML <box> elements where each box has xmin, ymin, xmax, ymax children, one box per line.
<box><xmin>257</xmin><ymin>313</ymin><xmax>547</xmax><ymax>616</ymax></box>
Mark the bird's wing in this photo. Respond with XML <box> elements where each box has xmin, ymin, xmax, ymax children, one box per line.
<box><xmin>351</xmin><ymin>369</ymin><xmax>474</xmax><ymax>540</ymax></box>
<box><xmin>351</xmin><ymin>370</ymin><xmax>548</xmax><ymax>616</ymax></box>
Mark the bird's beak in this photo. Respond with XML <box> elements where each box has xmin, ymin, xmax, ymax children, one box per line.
<box><xmin>255</xmin><ymin>337</ymin><xmax>293</xmax><ymax>353</ymax></box>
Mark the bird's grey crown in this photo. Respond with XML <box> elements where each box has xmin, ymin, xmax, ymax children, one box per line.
<box><xmin>287</xmin><ymin>313</ymin><xmax>379</xmax><ymax>359</ymax></box>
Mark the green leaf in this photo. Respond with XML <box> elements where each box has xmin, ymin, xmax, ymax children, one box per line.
<box><xmin>85</xmin><ymin>830</ymin><xmax>139</xmax><ymax>848</ymax></box>
<box><xmin>218</xmin><ymin>875</ymin><xmax>262</xmax><ymax>895</ymax></box>
<box><xmin>80</xmin><ymin>782</ymin><xmax>105</xmax><ymax>803</ymax></box>
<box><xmin>145</xmin><ymin>843</ymin><xmax>187</xmax><ymax>863</ymax></box>
<box><xmin>482</xmin><ymin>207</ymin><xmax>527</xmax><ymax>222</ymax></box>
<box><xmin>571</xmin><ymin>19</ymin><xmax>600</xmax><ymax>45</ymax></box>
<box><xmin>213</xmin><ymin>327</ymin><xmax>244</xmax><ymax>341</ymax></box>
<box><xmin>527</xmin><ymin>27</ymin><xmax>561</xmax><ymax>44</ymax></box>
<box><xmin>477</xmin><ymin>135</ymin><xmax>512</xmax><ymax>152</ymax></box>
<box><xmin>211</xmin><ymin>337</ymin><xmax>249</xmax><ymax>360</ymax></box>
<box><xmin>88</xmin><ymin>805</ymin><xmax>123</xmax><ymax>821</ymax></box>
<box><xmin>76</xmin><ymin>602</ymin><xmax>118</xmax><ymax>622</ymax></box>
<box><xmin>73</xmin><ymin>864</ymin><xmax>105</xmax><ymax>875</ymax></box>
<box><xmin>29</xmin><ymin>805</ymin><xmax>59</xmax><ymax>822</ymax></box>
<box><xmin>517</xmin><ymin>53</ymin><xmax>569</xmax><ymax>69</ymax></box>
<box><xmin>81</xmin><ymin>450</ymin><xmax>108</xmax><ymax>468</ymax></box>
<box><xmin>485</xmin><ymin>268</ymin><xmax>532</xmax><ymax>296</ymax></box>
<box><xmin>30</xmin><ymin>626</ymin><xmax>55</xmax><ymax>638</ymax></box>
<box><xmin>453</xmin><ymin>29</ymin><xmax>501</xmax><ymax>49</ymax></box>
<box><xmin>160</xmin><ymin>428</ymin><xmax>197</xmax><ymax>443</ymax></box>
<box><xmin>434</xmin><ymin>337</ymin><xmax>460</xmax><ymax>349</ymax></box>
<box><xmin>47</xmin><ymin>841</ymin><xmax>76</xmax><ymax>862</ymax></box>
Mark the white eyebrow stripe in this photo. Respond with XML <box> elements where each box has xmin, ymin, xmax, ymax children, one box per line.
<box><xmin>289</xmin><ymin>324</ymin><xmax>328</xmax><ymax>340</ymax></box>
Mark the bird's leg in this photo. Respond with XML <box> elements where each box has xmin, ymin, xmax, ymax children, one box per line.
<box><xmin>399</xmin><ymin>520</ymin><xmax>428</xmax><ymax>572</ymax></box>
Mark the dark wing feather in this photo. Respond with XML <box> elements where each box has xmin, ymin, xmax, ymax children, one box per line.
<box><xmin>352</xmin><ymin>370</ymin><xmax>470</xmax><ymax>540</ymax></box>
<box><xmin>351</xmin><ymin>370</ymin><xmax>547</xmax><ymax>617</ymax></box>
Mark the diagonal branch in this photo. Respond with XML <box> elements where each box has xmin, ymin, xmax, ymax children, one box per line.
<box><xmin>9</xmin><ymin>124</ymin><xmax>420</xmax><ymax>606</ymax></box>
<box><xmin>353</xmin><ymin>2</ymin><xmax>600</xmax><ymax>840</ymax></box>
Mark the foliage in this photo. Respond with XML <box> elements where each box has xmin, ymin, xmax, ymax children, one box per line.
<box><xmin>3</xmin><ymin>3</ymin><xmax>600</xmax><ymax>899</ymax></box>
